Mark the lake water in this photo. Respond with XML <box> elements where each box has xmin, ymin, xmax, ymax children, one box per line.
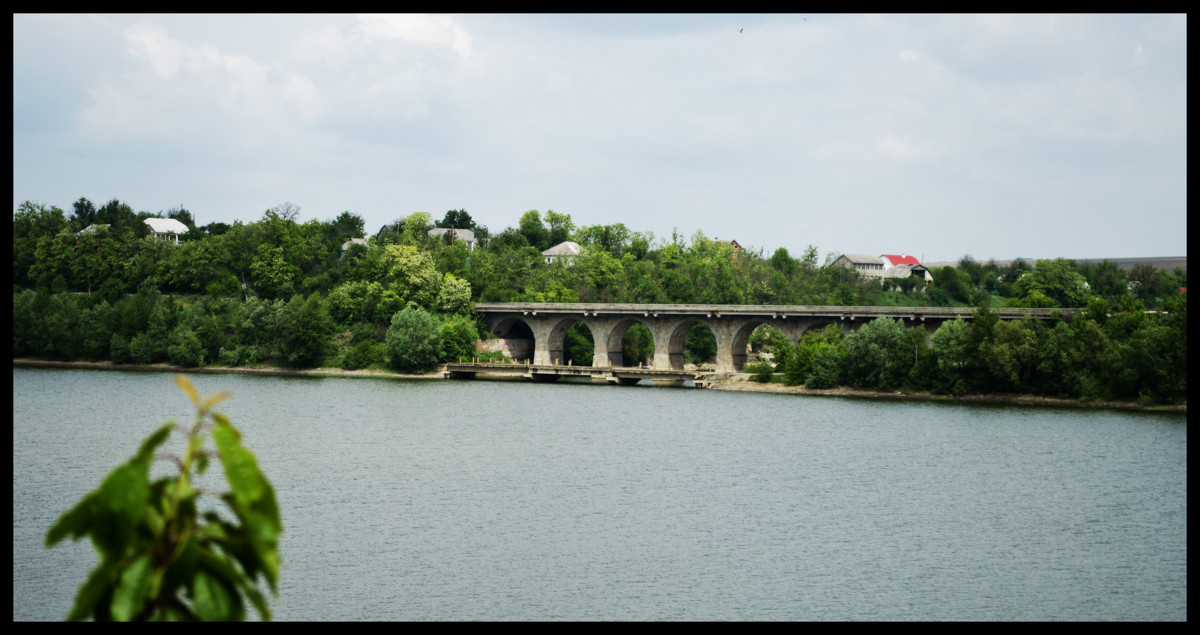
<box><xmin>12</xmin><ymin>368</ymin><xmax>1187</xmax><ymax>621</ymax></box>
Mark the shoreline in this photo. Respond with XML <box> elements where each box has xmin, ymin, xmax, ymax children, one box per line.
<box><xmin>13</xmin><ymin>358</ymin><xmax>1185</xmax><ymax>413</ymax></box>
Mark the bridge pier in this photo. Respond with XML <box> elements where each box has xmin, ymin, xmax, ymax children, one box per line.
<box><xmin>480</xmin><ymin>303</ymin><xmax>1066</xmax><ymax>376</ymax></box>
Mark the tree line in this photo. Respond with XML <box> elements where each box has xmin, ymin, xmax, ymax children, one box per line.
<box><xmin>742</xmin><ymin>297</ymin><xmax>1186</xmax><ymax>404</ymax></box>
<box><xmin>11</xmin><ymin>198</ymin><xmax>1187</xmax><ymax>402</ymax></box>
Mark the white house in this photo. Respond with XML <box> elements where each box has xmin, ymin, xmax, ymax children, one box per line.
<box><xmin>143</xmin><ymin>218</ymin><xmax>190</xmax><ymax>245</ymax></box>
<box><xmin>542</xmin><ymin>241</ymin><xmax>582</xmax><ymax>265</ymax></box>
<box><xmin>340</xmin><ymin>237</ymin><xmax>370</xmax><ymax>256</ymax></box>
<box><xmin>427</xmin><ymin>228</ymin><xmax>477</xmax><ymax>251</ymax></box>
<box><xmin>831</xmin><ymin>254</ymin><xmax>887</xmax><ymax>279</ymax></box>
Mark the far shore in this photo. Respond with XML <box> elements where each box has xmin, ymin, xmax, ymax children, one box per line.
<box><xmin>13</xmin><ymin>358</ymin><xmax>1185</xmax><ymax>413</ymax></box>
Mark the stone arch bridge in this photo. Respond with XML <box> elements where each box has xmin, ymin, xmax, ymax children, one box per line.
<box><xmin>476</xmin><ymin>302</ymin><xmax>1070</xmax><ymax>373</ymax></box>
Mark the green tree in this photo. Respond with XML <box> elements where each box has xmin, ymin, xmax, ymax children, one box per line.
<box><xmin>621</xmin><ymin>322</ymin><xmax>655</xmax><ymax>366</ymax></box>
<box><xmin>275</xmin><ymin>293</ymin><xmax>332</xmax><ymax>368</ymax></box>
<box><xmin>327</xmin><ymin>280</ymin><xmax>384</xmax><ymax>326</ymax></box>
<box><xmin>167</xmin><ymin>325</ymin><xmax>206</xmax><ymax>368</ymax></box>
<box><xmin>67</xmin><ymin>197</ymin><xmax>98</xmax><ymax>233</ymax></box>
<box><xmin>386</xmin><ymin>306</ymin><xmax>443</xmax><ymax>372</ymax></box>
<box><xmin>326</xmin><ymin>211</ymin><xmax>365</xmax><ymax>244</ymax></box>
<box><xmin>843</xmin><ymin>318</ymin><xmax>910</xmax><ymax>390</ymax></box>
<box><xmin>518</xmin><ymin>210</ymin><xmax>550</xmax><ymax>251</ymax></box>
<box><xmin>46</xmin><ymin>376</ymin><xmax>281</xmax><ymax>620</ymax></box>
<box><xmin>13</xmin><ymin>200</ymin><xmax>68</xmax><ymax>288</ymax></box>
<box><xmin>249</xmin><ymin>245</ymin><xmax>299</xmax><ymax>301</ymax></box>
<box><xmin>805</xmin><ymin>342</ymin><xmax>846</xmax><ymax>389</ymax></box>
<box><xmin>1127</xmin><ymin>263</ymin><xmax>1175</xmax><ymax>305</ymax></box>
<box><xmin>1079</xmin><ymin>260</ymin><xmax>1128</xmax><ymax>300</ymax></box>
<box><xmin>436</xmin><ymin>273</ymin><xmax>473</xmax><ymax>315</ymax></box>
<box><xmin>1013</xmin><ymin>258</ymin><xmax>1090</xmax><ymax>308</ymax></box>
<box><xmin>435</xmin><ymin>209</ymin><xmax>476</xmax><ymax>231</ymax></box>
<box><xmin>544</xmin><ymin>210</ymin><xmax>576</xmax><ymax>246</ymax></box>
<box><xmin>439</xmin><ymin>314</ymin><xmax>480</xmax><ymax>363</ymax></box>
<box><xmin>561</xmin><ymin>322</ymin><xmax>594</xmax><ymax>366</ymax></box>
<box><xmin>683</xmin><ymin>324</ymin><xmax>717</xmax><ymax>366</ymax></box>
<box><xmin>383</xmin><ymin>244</ymin><xmax>442</xmax><ymax>309</ymax></box>
<box><xmin>979</xmin><ymin>317</ymin><xmax>1040</xmax><ymax>392</ymax></box>
<box><xmin>399</xmin><ymin>211</ymin><xmax>434</xmax><ymax>244</ymax></box>
<box><xmin>769</xmin><ymin>247</ymin><xmax>797</xmax><ymax>277</ymax></box>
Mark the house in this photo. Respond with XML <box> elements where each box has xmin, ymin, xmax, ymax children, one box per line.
<box><xmin>340</xmin><ymin>237</ymin><xmax>370</xmax><ymax>257</ymax></box>
<box><xmin>715</xmin><ymin>237</ymin><xmax>743</xmax><ymax>260</ymax></box>
<box><xmin>831</xmin><ymin>254</ymin><xmax>887</xmax><ymax>279</ymax></box>
<box><xmin>542</xmin><ymin>241</ymin><xmax>582</xmax><ymax>265</ymax></box>
<box><xmin>376</xmin><ymin>224</ymin><xmax>398</xmax><ymax>241</ymax></box>
<box><xmin>428</xmin><ymin>228</ymin><xmax>477</xmax><ymax>251</ymax></box>
<box><xmin>880</xmin><ymin>253</ymin><xmax>933</xmax><ymax>282</ymax></box>
<box><xmin>880</xmin><ymin>253</ymin><xmax>920</xmax><ymax>268</ymax></box>
<box><xmin>143</xmin><ymin>218</ymin><xmax>190</xmax><ymax>245</ymax></box>
<box><xmin>880</xmin><ymin>264</ymin><xmax>934</xmax><ymax>286</ymax></box>
<box><xmin>76</xmin><ymin>224</ymin><xmax>110</xmax><ymax>245</ymax></box>
<box><xmin>832</xmin><ymin>252</ymin><xmax>933</xmax><ymax>283</ymax></box>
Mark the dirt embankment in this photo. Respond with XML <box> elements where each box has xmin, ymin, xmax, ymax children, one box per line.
<box><xmin>13</xmin><ymin>359</ymin><xmax>1185</xmax><ymax>413</ymax></box>
<box><xmin>11</xmin><ymin>358</ymin><xmax>442</xmax><ymax>381</ymax></box>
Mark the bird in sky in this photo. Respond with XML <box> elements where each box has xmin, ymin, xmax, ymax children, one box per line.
<box><xmin>739</xmin><ymin>28</ymin><xmax>743</xmax><ymax>33</ymax></box>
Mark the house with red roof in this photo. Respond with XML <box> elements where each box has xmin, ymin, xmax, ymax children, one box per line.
<box><xmin>880</xmin><ymin>253</ymin><xmax>933</xmax><ymax>282</ymax></box>
<box><xmin>831</xmin><ymin>252</ymin><xmax>933</xmax><ymax>284</ymax></box>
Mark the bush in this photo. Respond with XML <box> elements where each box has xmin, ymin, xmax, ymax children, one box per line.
<box><xmin>205</xmin><ymin>273</ymin><xmax>241</xmax><ymax>299</ymax></box>
<box><xmin>167</xmin><ymin>326</ymin><xmax>205</xmax><ymax>367</ymax></box>
<box><xmin>805</xmin><ymin>343</ymin><xmax>845</xmax><ymax>389</ymax></box>
<box><xmin>276</xmin><ymin>294</ymin><xmax>332</xmax><ymax>368</ymax></box>
<box><xmin>342</xmin><ymin>340</ymin><xmax>385</xmax><ymax>370</ymax></box>
<box><xmin>110</xmin><ymin>333</ymin><xmax>132</xmax><ymax>364</ymax></box>
<box><xmin>743</xmin><ymin>362</ymin><xmax>775</xmax><ymax>383</ymax></box>
<box><xmin>129</xmin><ymin>332</ymin><xmax>160</xmax><ymax>365</ymax></box>
<box><xmin>385</xmin><ymin>306</ymin><xmax>442</xmax><ymax>373</ymax></box>
<box><xmin>439</xmin><ymin>315</ymin><xmax>480</xmax><ymax>363</ymax></box>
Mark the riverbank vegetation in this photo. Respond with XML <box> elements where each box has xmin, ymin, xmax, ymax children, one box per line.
<box><xmin>11</xmin><ymin>199</ymin><xmax>1187</xmax><ymax>404</ymax></box>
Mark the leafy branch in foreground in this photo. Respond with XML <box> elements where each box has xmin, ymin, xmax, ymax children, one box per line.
<box><xmin>45</xmin><ymin>375</ymin><xmax>282</xmax><ymax>621</ymax></box>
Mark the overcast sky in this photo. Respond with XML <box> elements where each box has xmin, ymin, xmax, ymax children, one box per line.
<box><xmin>13</xmin><ymin>13</ymin><xmax>1187</xmax><ymax>263</ymax></box>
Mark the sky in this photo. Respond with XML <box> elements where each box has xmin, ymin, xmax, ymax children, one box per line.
<box><xmin>13</xmin><ymin>13</ymin><xmax>1188</xmax><ymax>264</ymax></box>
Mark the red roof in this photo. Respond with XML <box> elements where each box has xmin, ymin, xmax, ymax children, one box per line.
<box><xmin>882</xmin><ymin>254</ymin><xmax>921</xmax><ymax>266</ymax></box>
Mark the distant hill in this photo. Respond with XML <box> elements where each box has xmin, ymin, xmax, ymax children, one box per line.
<box><xmin>923</xmin><ymin>256</ymin><xmax>1186</xmax><ymax>272</ymax></box>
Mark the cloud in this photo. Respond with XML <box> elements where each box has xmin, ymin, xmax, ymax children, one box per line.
<box><xmin>1131</xmin><ymin>43</ymin><xmax>1147</xmax><ymax>66</ymax></box>
<box><xmin>80</xmin><ymin>21</ymin><xmax>328</xmax><ymax>142</ymax></box>
<box><xmin>356</xmin><ymin>14</ymin><xmax>473</xmax><ymax>61</ymax></box>
<box><xmin>899</xmin><ymin>49</ymin><xmax>920</xmax><ymax>61</ymax></box>
<box><xmin>876</xmin><ymin>133</ymin><xmax>938</xmax><ymax>160</ymax></box>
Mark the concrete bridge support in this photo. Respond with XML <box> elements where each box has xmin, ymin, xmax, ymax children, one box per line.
<box><xmin>479</xmin><ymin>303</ymin><xmax>1064</xmax><ymax>375</ymax></box>
<box><xmin>487</xmin><ymin>310</ymin><xmax>845</xmax><ymax>373</ymax></box>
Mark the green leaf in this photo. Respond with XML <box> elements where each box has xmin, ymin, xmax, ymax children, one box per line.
<box><xmin>45</xmin><ymin>491</ymin><xmax>97</xmax><ymax>548</ymax></box>
<box><xmin>111</xmin><ymin>554</ymin><xmax>152</xmax><ymax>621</ymax></box>
<box><xmin>65</xmin><ymin>558</ymin><xmax>122</xmax><ymax>621</ymax></box>
<box><xmin>90</xmin><ymin>459</ymin><xmax>152</xmax><ymax>558</ymax></box>
<box><xmin>192</xmin><ymin>569</ymin><xmax>244</xmax><ymax>621</ymax></box>
<box><xmin>47</xmin><ymin>424</ymin><xmax>171</xmax><ymax>551</ymax></box>
<box><xmin>159</xmin><ymin>535</ymin><xmax>201</xmax><ymax>599</ymax></box>
<box><xmin>212</xmin><ymin>414</ymin><xmax>282</xmax><ymax>541</ymax></box>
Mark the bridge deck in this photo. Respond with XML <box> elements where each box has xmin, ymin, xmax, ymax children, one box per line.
<box><xmin>475</xmin><ymin>302</ymin><xmax>1069</xmax><ymax>319</ymax></box>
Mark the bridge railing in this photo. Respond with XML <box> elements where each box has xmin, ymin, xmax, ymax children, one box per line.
<box><xmin>474</xmin><ymin>302</ymin><xmax>1072</xmax><ymax>318</ymax></box>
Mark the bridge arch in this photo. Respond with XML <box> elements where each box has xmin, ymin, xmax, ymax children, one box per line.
<box><xmin>487</xmin><ymin>316</ymin><xmax>535</xmax><ymax>362</ymax></box>
<box><xmin>475</xmin><ymin>303</ymin><xmax>1071</xmax><ymax>375</ymax></box>
<box><xmin>546</xmin><ymin>316</ymin><xmax>594</xmax><ymax>366</ymax></box>
<box><xmin>659</xmin><ymin>318</ymin><xmax>716</xmax><ymax>370</ymax></box>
